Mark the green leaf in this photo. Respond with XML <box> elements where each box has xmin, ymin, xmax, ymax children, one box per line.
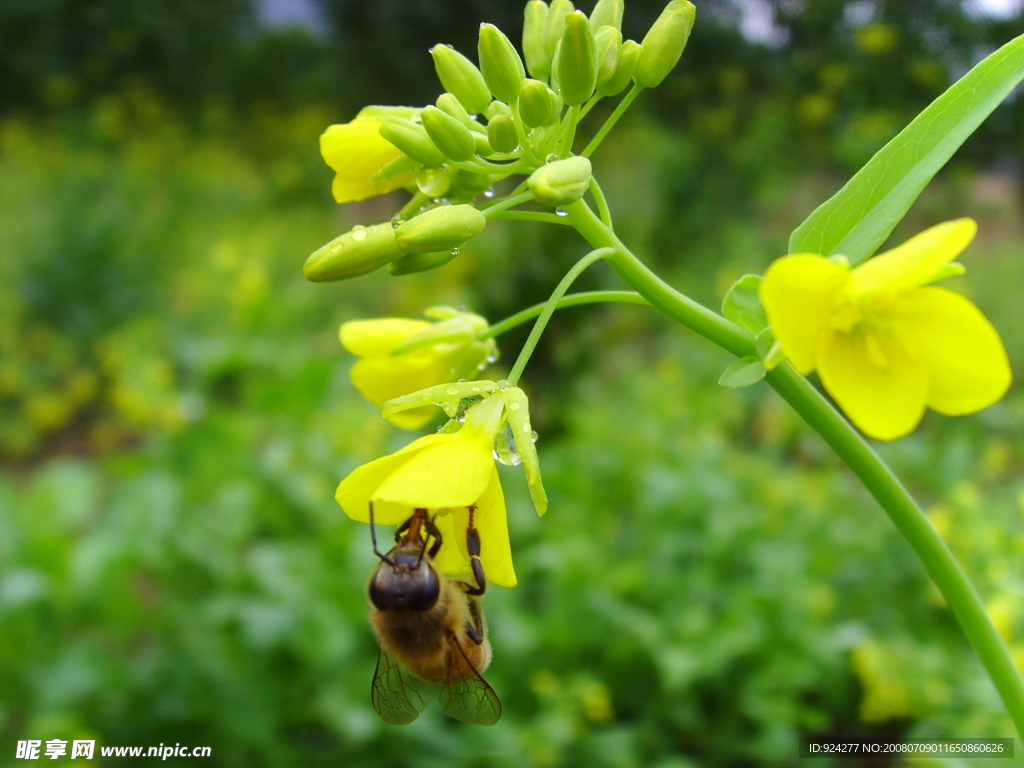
<box><xmin>789</xmin><ymin>33</ymin><xmax>1024</xmax><ymax>266</ymax></box>
<box><xmin>721</xmin><ymin>274</ymin><xmax>768</xmax><ymax>334</ymax></box>
<box><xmin>754</xmin><ymin>328</ymin><xmax>784</xmax><ymax>371</ymax></box>
<box><xmin>718</xmin><ymin>356</ymin><xmax>766</xmax><ymax>388</ymax></box>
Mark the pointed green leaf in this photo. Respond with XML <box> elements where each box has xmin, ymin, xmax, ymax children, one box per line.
<box><xmin>790</xmin><ymin>33</ymin><xmax>1024</xmax><ymax>266</ymax></box>
<box><xmin>718</xmin><ymin>356</ymin><xmax>766</xmax><ymax>388</ymax></box>
<box><xmin>721</xmin><ymin>274</ymin><xmax>767</xmax><ymax>334</ymax></box>
<box><xmin>381</xmin><ymin>381</ymin><xmax>496</xmax><ymax>417</ymax></box>
<box><xmin>502</xmin><ymin>387</ymin><xmax>547</xmax><ymax>516</ymax></box>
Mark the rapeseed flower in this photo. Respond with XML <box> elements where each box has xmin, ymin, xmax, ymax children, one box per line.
<box><xmin>341</xmin><ymin>308</ymin><xmax>496</xmax><ymax>429</ymax></box>
<box><xmin>760</xmin><ymin>218</ymin><xmax>1011</xmax><ymax>441</ymax></box>
<box><xmin>336</xmin><ymin>394</ymin><xmax>517</xmax><ymax>586</ymax></box>
<box><xmin>320</xmin><ymin>110</ymin><xmax>414</xmax><ymax>203</ymax></box>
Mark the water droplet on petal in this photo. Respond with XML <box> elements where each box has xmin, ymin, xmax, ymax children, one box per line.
<box><xmin>555</xmin><ymin>207</ymin><xmax>568</xmax><ymax>217</ymax></box>
<box><xmin>496</xmin><ymin>380</ymin><xmax>510</xmax><ymax>391</ymax></box>
<box><xmin>351</xmin><ymin>224</ymin><xmax>367</xmax><ymax>240</ymax></box>
<box><xmin>391</xmin><ymin>215</ymin><xmax>405</xmax><ymax>229</ymax></box>
<box><xmin>417</xmin><ymin>167</ymin><xmax>451</xmax><ymax>197</ymax></box>
<box><xmin>471</xmin><ymin>385</ymin><xmax>481</xmax><ymax>392</ymax></box>
<box><xmin>509</xmin><ymin>401</ymin><xmax>521</xmax><ymax>411</ymax></box>
<box><xmin>522</xmin><ymin>422</ymin><xmax>532</xmax><ymax>433</ymax></box>
<box><xmin>531</xmin><ymin>430</ymin><xmax>539</xmax><ymax>443</ymax></box>
<box><xmin>445</xmin><ymin>384</ymin><xmax>460</xmax><ymax>395</ymax></box>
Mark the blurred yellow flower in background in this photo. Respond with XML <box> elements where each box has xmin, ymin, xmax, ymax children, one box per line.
<box><xmin>320</xmin><ymin>113</ymin><xmax>412</xmax><ymax>203</ymax></box>
<box><xmin>340</xmin><ymin>308</ymin><xmax>496</xmax><ymax>429</ymax></box>
<box><xmin>760</xmin><ymin>218</ymin><xmax>1011</xmax><ymax>441</ymax></box>
<box><xmin>335</xmin><ymin>394</ymin><xmax>516</xmax><ymax>587</ymax></box>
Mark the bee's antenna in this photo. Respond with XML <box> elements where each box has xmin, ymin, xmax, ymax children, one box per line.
<box><xmin>369</xmin><ymin>501</ymin><xmax>395</xmax><ymax>566</ymax></box>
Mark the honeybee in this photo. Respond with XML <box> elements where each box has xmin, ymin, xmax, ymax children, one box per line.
<box><xmin>366</xmin><ymin>503</ymin><xmax>501</xmax><ymax>725</ymax></box>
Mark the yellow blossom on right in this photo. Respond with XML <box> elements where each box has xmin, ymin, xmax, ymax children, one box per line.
<box><xmin>759</xmin><ymin>218</ymin><xmax>1011</xmax><ymax>441</ymax></box>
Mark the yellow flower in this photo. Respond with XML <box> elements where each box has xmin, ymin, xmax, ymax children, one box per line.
<box><xmin>760</xmin><ymin>218</ymin><xmax>1011</xmax><ymax>441</ymax></box>
<box><xmin>336</xmin><ymin>394</ymin><xmax>517</xmax><ymax>587</ymax></box>
<box><xmin>340</xmin><ymin>308</ymin><xmax>497</xmax><ymax>430</ymax></box>
<box><xmin>320</xmin><ymin>111</ymin><xmax>414</xmax><ymax>203</ymax></box>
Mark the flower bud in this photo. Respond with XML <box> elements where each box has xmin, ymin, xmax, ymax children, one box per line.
<box><xmin>369</xmin><ymin>152</ymin><xmax>419</xmax><ymax>182</ymax></box>
<box><xmin>557</xmin><ymin>11</ymin><xmax>597</xmax><ymax>106</ymax></box>
<box><xmin>430</xmin><ymin>44</ymin><xmax>492</xmax><ymax>115</ymax></box>
<box><xmin>485</xmin><ymin>100</ymin><xmax>512</xmax><ymax>120</ymax></box>
<box><xmin>544</xmin><ymin>0</ymin><xmax>574</xmax><ymax>64</ymax></box>
<box><xmin>378</xmin><ymin>118</ymin><xmax>446</xmax><ymax>167</ymax></box>
<box><xmin>487</xmin><ymin>114</ymin><xmax>519</xmax><ymax>154</ymax></box>
<box><xmin>420</xmin><ymin>105</ymin><xmax>477</xmax><ymax>162</ymax></box>
<box><xmin>387</xmin><ymin>249</ymin><xmax>459</xmax><ymax>276</ymax></box>
<box><xmin>451</xmin><ymin>168</ymin><xmax>494</xmax><ymax>197</ymax></box>
<box><xmin>473</xmin><ymin>132</ymin><xmax>494</xmax><ymax>156</ymax></box>
<box><xmin>598</xmin><ymin>39</ymin><xmax>642</xmax><ymax>96</ymax></box>
<box><xmin>594</xmin><ymin>26</ymin><xmax>622</xmax><ymax>86</ymax></box>
<box><xmin>528</xmin><ymin>155</ymin><xmax>592</xmax><ymax>207</ymax></box>
<box><xmin>436</xmin><ymin>93</ymin><xmax>485</xmax><ymax>133</ymax></box>
<box><xmin>519</xmin><ymin>78</ymin><xmax>553</xmax><ymax>128</ymax></box>
<box><xmin>394</xmin><ymin>204</ymin><xmax>487</xmax><ymax>253</ymax></box>
<box><xmin>636</xmin><ymin>0</ymin><xmax>695</xmax><ymax>89</ymax></box>
<box><xmin>478</xmin><ymin>23</ymin><xmax>526</xmax><ymax>104</ymax></box>
<box><xmin>590</xmin><ymin>0</ymin><xmax>623</xmax><ymax>31</ymax></box>
<box><xmin>303</xmin><ymin>223</ymin><xmax>401</xmax><ymax>282</ymax></box>
<box><xmin>523</xmin><ymin>0</ymin><xmax>551</xmax><ymax>80</ymax></box>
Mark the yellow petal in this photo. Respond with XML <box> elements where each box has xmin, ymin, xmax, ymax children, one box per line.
<box><xmin>759</xmin><ymin>254</ymin><xmax>849</xmax><ymax>375</ymax></box>
<box><xmin>320</xmin><ymin>119</ymin><xmax>414</xmax><ymax>203</ymax></box>
<box><xmin>334</xmin><ymin>434</ymin><xmax>449</xmax><ymax>523</ymax></box>
<box><xmin>373</xmin><ymin>432</ymin><xmax>495</xmax><ymax>509</ymax></box>
<box><xmin>849</xmin><ymin>218</ymin><xmax>976</xmax><ymax>297</ymax></box>
<box><xmin>386</xmin><ymin>406</ymin><xmax>438</xmax><ymax>430</ymax></box>
<box><xmin>350</xmin><ymin>354</ymin><xmax>448</xmax><ymax>408</ymax></box>
<box><xmin>892</xmin><ymin>286</ymin><xmax>1011</xmax><ymax>416</ymax></box>
<box><xmin>817</xmin><ymin>329</ymin><xmax>931</xmax><ymax>441</ymax></box>
<box><xmin>340</xmin><ymin>318</ymin><xmax>431</xmax><ymax>357</ymax></box>
<box><xmin>429</xmin><ymin>471</ymin><xmax>516</xmax><ymax>588</ymax></box>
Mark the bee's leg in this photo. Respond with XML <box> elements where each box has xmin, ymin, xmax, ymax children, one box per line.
<box><xmin>423</xmin><ymin>515</ymin><xmax>443</xmax><ymax>560</ymax></box>
<box><xmin>465</xmin><ymin>599</ymin><xmax>484</xmax><ymax>644</ymax></box>
<box><xmin>462</xmin><ymin>506</ymin><xmax>486</xmax><ymax>597</ymax></box>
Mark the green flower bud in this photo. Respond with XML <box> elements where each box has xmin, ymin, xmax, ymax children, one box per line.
<box><xmin>420</xmin><ymin>105</ymin><xmax>477</xmax><ymax>162</ymax></box>
<box><xmin>636</xmin><ymin>0</ymin><xmax>695</xmax><ymax>88</ymax></box>
<box><xmin>473</xmin><ymin>131</ymin><xmax>494</xmax><ymax>156</ymax></box>
<box><xmin>436</xmin><ymin>93</ymin><xmax>485</xmax><ymax>133</ymax></box>
<box><xmin>597</xmin><ymin>39</ymin><xmax>642</xmax><ymax>96</ymax></box>
<box><xmin>590</xmin><ymin>0</ymin><xmax>623</xmax><ymax>31</ymax></box>
<box><xmin>387</xmin><ymin>249</ymin><xmax>459</xmax><ymax>276</ymax></box>
<box><xmin>519</xmin><ymin>78</ymin><xmax>553</xmax><ymax>128</ymax></box>
<box><xmin>523</xmin><ymin>0</ymin><xmax>551</xmax><ymax>80</ymax></box>
<box><xmin>594</xmin><ymin>26</ymin><xmax>622</xmax><ymax>86</ymax></box>
<box><xmin>430</xmin><ymin>45</ymin><xmax>492</xmax><ymax>115</ymax></box>
<box><xmin>478</xmin><ymin>23</ymin><xmax>526</xmax><ymax>104</ymax></box>
<box><xmin>528</xmin><ymin>155</ymin><xmax>592</xmax><ymax>207</ymax></box>
<box><xmin>487</xmin><ymin>114</ymin><xmax>519</xmax><ymax>154</ymax></box>
<box><xmin>370</xmin><ymin>152</ymin><xmax>419</xmax><ymax>182</ymax></box>
<box><xmin>485</xmin><ymin>100</ymin><xmax>512</xmax><ymax>120</ymax></box>
<box><xmin>394</xmin><ymin>204</ymin><xmax>487</xmax><ymax>253</ymax></box>
<box><xmin>451</xmin><ymin>168</ymin><xmax>493</xmax><ymax>194</ymax></box>
<box><xmin>303</xmin><ymin>223</ymin><xmax>401</xmax><ymax>282</ymax></box>
<box><xmin>557</xmin><ymin>11</ymin><xmax>597</xmax><ymax>106</ymax></box>
<box><xmin>544</xmin><ymin>0</ymin><xmax>574</xmax><ymax>64</ymax></box>
<box><xmin>546</xmin><ymin>86</ymin><xmax>563</xmax><ymax>124</ymax></box>
<box><xmin>379</xmin><ymin>118</ymin><xmax>446</xmax><ymax>167</ymax></box>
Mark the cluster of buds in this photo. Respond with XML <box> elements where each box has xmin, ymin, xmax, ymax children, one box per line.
<box><xmin>305</xmin><ymin>0</ymin><xmax>696</xmax><ymax>283</ymax></box>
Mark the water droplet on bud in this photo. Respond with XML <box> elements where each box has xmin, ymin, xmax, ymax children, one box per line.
<box><xmin>483</xmin><ymin>187</ymin><xmax>495</xmax><ymax>198</ymax></box>
<box><xmin>509</xmin><ymin>401</ymin><xmax>521</xmax><ymax>410</ymax></box>
<box><xmin>391</xmin><ymin>215</ymin><xmax>405</xmax><ymax>229</ymax></box>
<box><xmin>417</xmin><ymin>167</ymin><xmax>451</xmax><ymax>197</ymax></box>
<box><xmin>531</xmin><ymin>431</ymin><xmax>539</xmax><ymax>443</ymax></box>
<box><xmin>555</xmin><ymin>207</ymin><xmax>568</xmax><ymax>217</ymax></box>
<box><xmin>450</xmin><ymin>247</ymin><xmax>461</xmax><ymax>256</ymax></box>
<box><xmin>351</xmin><ymin>224</ymin><xmax>367</xmax><ymax>240</ymax></box>
<box><xmin>545</xmin><ymin>153</ymin><xmax>559</xmax><ymax>164</ymax></box>
<box><xmin>445</xmin><ymin>384</ymin><xmax>460</xmax><ymax>395</ymax></box>
<box><xmin>497</xmin><ymin>380</ymin><xmax>510</xmax><ymax>390</ymax></box>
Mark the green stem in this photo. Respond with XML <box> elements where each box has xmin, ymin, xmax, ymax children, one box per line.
<box><xmin>565</xmin><ymin>198</ymin><xmax>1024</xmax><ymax>739</ymax></box>
<box><xmin>481</xmin><ymin>290</ymin><xmax>650</xmax><ymax>340</ymax></box>
<box><xmin>559</xmin><ymin>105</ymin><xmax>581</xmax><ymax>157</ymax></box>
<box><xmin>482</xmin><ymin>191</ymin><xmax>535</xmax><ymax>219</ymax></box>
<box><xmin>398</xmin><ymin>192</ymin><xmax>430</xmax><ymax>220</ymax></box>
<box><xmin>583</xmin><ymin>83</ymin><xmax>644</xmax><ymax>157</ymax></box>
<box><xmin>589</xmin><ymin>177</ymin><xmax>613</xmax><ymax>228</ymax></box>
<box><xmin>507</xmin><ymin>248</ymin><xmax>615</xmax><ymax>385</ymax></box>
<box><xmin>578</xmin><ymin>93</ymin><xmax>604</xmax><ymax>121</ymax></box>
<box><xmin>490</xmin><ymin>211</ymin><xmax>573</xmax><ymax>225</ymax></box>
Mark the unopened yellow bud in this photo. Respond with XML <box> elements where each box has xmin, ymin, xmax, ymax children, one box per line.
<box><xmin>388</xmin><ymin>249</ymin><xmax>459</xmax><ymax>276</ymax></box>
<box><xmin>528</xmin><ymin>155</ymin><xmax>592</xmax><ymax>207</ymax></box>
<box><xmin>557</xmin><ymin>11</ymin><xmax>598</xmax><ymax>106</ymax></box>
<box><xmin>394</xmin><ymin>204</ymin><xmax>487</xmax><ymax>252</ymax></box>
<box><xmin>598</xmin><ymin>39</ymin><xmax>642</xmax><ymax>96</ymax></box>
<box><xmin>430</xmin><ymin>44</ymin><xmax>492</xmax><ymax>115</ymax></box>
<box><xmin>636</xmin><ymin>0</ymin><xmax>695</xmax><ymax>88</ymax></box>
<box><xmin>478</xmin><ymin>23</ymin><xmax>526</xmax><ymax>104</ymax></box>
<box><xmin>303</xmin><ymin>223</ymin><xmax>401</xmax><ymax>282</ymax></box>
<box><xmin>523</xmin><ymin>0</ymin><xmax>551</xmax><ymax>80</ymax></box>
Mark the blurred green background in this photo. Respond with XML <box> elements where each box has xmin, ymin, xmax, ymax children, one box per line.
<box><xmin>2</xmin><ymin>0</ymin><xmax>1024</xmax><ymax>765</ymax></box>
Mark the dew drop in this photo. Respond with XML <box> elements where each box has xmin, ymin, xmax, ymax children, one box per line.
<box><xmin>471</xmin><ymin>385</ymin><xmax>481</xmax><ymax>392</ymax></box>
<box><xmin>450</xmin><ymin>247</ymin><xmax>461</xmax><ymax>256</ymax></box>
<box><xmin>483</xmin><ymin>186</ymin><xmax>495</xmax><ymax>198</ymax></box>
<box><xmin>350</xmin><ymin>224</ymin><xmax>367</xmax><ymax>240</ymax></box>
<box><xmin>531</xmin><ymin>430</ymin><xmax>539</xmax><ymax>443</ymax></box>
<box><xmin>496</xmin><ymin>380</ymin><xmax>510</xmax><ymax>391</ymax></box>
<box><xmin>445</xmin><ymin>384</ymin><xmax>460</xmax><ymax>395</ymax></box>
<box><xmin>458</xmin><ymin>378</ymin><xmax>468</xmax><ymax>383</ymax></box>
<box><xmin>522</xmin><ymin>422</ymin><xmax>532</xmax><ymax>433</ymax></box>
<box><xmin>390</xmin><ymin>214</ymin><xmax>405</xmax><ymax>229</ymax></box>
<box><xmin>545</xmin><ymin>153</ymin><xmax>559</xmax><ymax>164</ymax></box>
<box><xmin>417</xmin><ymin>167</ymin><xmax>451</xmax><ymax>197</ymax></box>
<box><xmin>486</xmin><ymin>354</ymin><xmax>498</xmax><ymax>364</ymax></box>
<box><xmin>555</xmin><ymin>207</ymin><xmax>568</xmax><ymax>217</ymax></box>
<box><xmin>509</xmin><ymin>401</ymin><xmax>521</xmax><ymax>411</ymax></box>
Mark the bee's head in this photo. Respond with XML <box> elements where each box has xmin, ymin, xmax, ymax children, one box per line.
<box><xmin>368</xmin><ymin>549</ymin><xmax>440</xmax><ymax>611</ymax></box>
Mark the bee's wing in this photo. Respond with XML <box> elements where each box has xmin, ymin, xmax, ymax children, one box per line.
<box><xmin>434</xmin><ymin>636</ymin><xmax>502</xmax><ymax>725</ymax></box>
<box><xmin>371</xmin><ymin>647</ymin><xmax>431</xmax><ymax>725</ymax></box>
